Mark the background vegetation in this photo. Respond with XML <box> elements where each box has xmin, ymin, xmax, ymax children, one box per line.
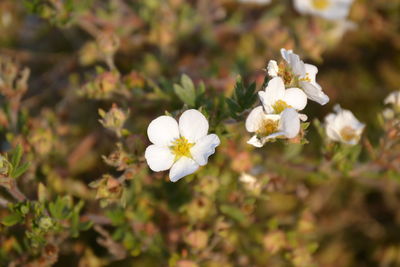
<box><xmin>0</xmin><ymin>0</ymin><xmax>400</xmax><ymax>266</ymax></box>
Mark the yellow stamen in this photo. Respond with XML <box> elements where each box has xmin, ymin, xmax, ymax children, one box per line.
<box><xmin>272</xmin><ymin>100</ymin><xmax>291</xmax><ymax>114</ymax></box>
<box><xmin>299</xmin><ymin>73</ymin><xmax>311</xmax><ymax>83</ymax></box>
<box><xmin>340</xmin><ymin>126</ymin><xmax>358</xmax><ymax>142</ymax></box>
<box><xmin>170</xmin><ymin>137</ymin><xmax>194</xmax><ymax>160</ymax></box>
<box><xmin>312</xmin><ymin>0</ymin><xmax>330</xmax><ymax>10</ymax></box>
<box><xmin>278</xmin><ymin>62</ymin><xmax>293</xmax><ymax>86</ymax></box>
<box><xmin>256</xmin><ymin>119</ymin><xmax>279</xmax><ymax>137</ymax></box>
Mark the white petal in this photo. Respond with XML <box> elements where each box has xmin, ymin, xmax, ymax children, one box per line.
<box><xmin>266</xmin><ymin>131</ymin><xmax>286</xmax><ymax>139</ymax></box>
<box><xmin>145</xmin><ymin>145</ymin><xmax>175</xmax><ymax>172</ymax></box>
<box><xmin>300</xmin><ymin>81</ymin><xmax>329</xmax><ymax>105</ymax></box>
<box><xmin>169</xmin><ymin>157</ymin><xmax>199</xmax><ymax>182</ymax></box>
<box><xmin>280</xmin><ymin>49</ymin><xmax>305</xmax><ymax>76</ymax></box>
<box><xmin>288</xmin><ymin>53</ymin><xmax>305</xmax><ymax>77</ymax></box>
<box><xmin>179</xmin><ymin>109</ymin><xmax>209</xmax><ymax>143</ymax></box>
<box><xmin>267</xmin><ymin>60</ymin><xmax>279</xmax><ymax>77</ymax></box>
<box><xmin>320</xmin><ymin>4</ymin><xmax>351</xmax><ymax>20</ymax></box>
<box><xmin>384</xmin><ymin>91</ymin><xmax>400</xmax><ymax>106</ymax></box>
<box><xmin>325</xmin><ymin>113</ymin><xmax>341</xmax><ymax>142</ymax></box>
<box><xmin>299</xmin><ymin>113</ymin><xmax>308</xmax><ymax>121</ymax></box>
<box><xmin>283</xmin><ymin>88</ymin><xmax>308</xmax><ymax>111</ymax></box>
<box><xmin>245</xmin><ymin>106</ymin><xmax>265</xmax><ymax>133</ymax></box>
<box><xmin>260</xmin><ymin>77</ymin><xmax>285</xmax><ymax>112</ymax></box>
<box><xmin>280</xmin><ymin>48</ymin><xmax>292</xmax><ymax>62</ymax></box>
<box><xmin>147</xmin><ymin>116</ymin><xmax>180</xmax><ymax>146</ymax></box>
<box><xmin>279</xmin><ymin>108</ymin><xmax>300</xmax><ymax>138</ymax></box>
<box><xmin>326</xmin><ymin>127</ymin><xmax>341</xmax><ymax>142</ymax></box>
<box><xmin>191</xmin><ymin>134</ymin><xmax>220</xmax><ymax>166</ymax></box>
<box><xmin>304</xmin><ymin>64</ymin><xmax>318</xmax><ymax>83</ymax></box>
<box><xmin>247</xmin><ymin>135</ymin><xmax>265</xmax><ymax>148</ymax></box>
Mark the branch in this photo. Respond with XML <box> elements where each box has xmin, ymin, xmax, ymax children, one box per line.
<box><xmin>0</xmin><ymin>175</ymin><xmax>27</xmax><ymax>202</ymax></box>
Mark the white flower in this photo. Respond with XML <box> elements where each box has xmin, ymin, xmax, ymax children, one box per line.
<box><xmin>293</xmin><ymin>0</ymin><xmax>354</xmax><ymax>20</ymax></box>
<box><xmin>246</xmin><ymin>106</ymin><xmax>301</xmax><ymax>147</ymax></box>
<box><xmin>324</xmin><ymin>105</ymin><xmax>365</xmax><ymax>145</ymax></box>
<box><xmin>267</xmin><ymin>48</ymin><xmax>330</xmax><ymax>105</ymax></box>
<box><xmin>145</xmin><ymin>109</ymin><xmax>220</xmax><ymax>182</ymax></box>
<box><xmin>384</xmin><ymin>91</ymin><xmax>400</xmax><ymax>109</ymax></box>
<box><xmin>259</xmin><ymin>77</ymin><xmax>308</xmax><ymax>114</ymax></box>
<box><xmin>238</xmin><ymin>0</ymin><xmax>271</xmax><ymax>4</ymax></box>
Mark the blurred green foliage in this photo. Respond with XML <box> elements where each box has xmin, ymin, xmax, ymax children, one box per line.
<box><xmin>0</xmin><ymin>0</ymin><xmax>400</xmax><ymax>266</ymax></box>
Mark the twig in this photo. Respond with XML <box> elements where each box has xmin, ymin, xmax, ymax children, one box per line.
<box><xmin>0</xmin><ymin>175</ymin><xmax>27</xmax><ymax>202</ymax></box>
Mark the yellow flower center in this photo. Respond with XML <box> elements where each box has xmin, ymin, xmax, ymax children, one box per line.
<box><xmin>272</xmin><ymin>100</ymin><xmax>291</xmax><ymax>114</ymax></box>
<box><xmin>340</xmin><ymin>126</ymin><xmax>358</xmax><ymax>142</ymax></box>
<box><xmin>312</xmin><ymin>0</ymin><xmax>330</xmax><ymax>10</ymax></box>
<box><xmin>256</xmin><ymin>119</ymin><xmax>279</xmax><ymax>137</ymax></box>
<box><xmin>278</xmin><ymin>62</ymin><xmax>294</xmax><ymax>86</ymax></box>
<box><xmin>170</xmin><ymin>137</ymin><xmax>194</xmax><ymax>159</ymax></box>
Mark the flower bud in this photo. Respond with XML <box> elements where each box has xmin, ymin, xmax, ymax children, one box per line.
<box><xmin>0</xmin><ymin>155</ymin><xmax>10</xmax><ymax>175</ymax></box>
<box><xmin>99</xmin><ymin>104</ymin><xmax>128</xmax><ymax>136</ymax></box>
<box><xmin>39</xmin><ymin>217</ymin><xmax>54</xmax><ymax>231</ymax></box>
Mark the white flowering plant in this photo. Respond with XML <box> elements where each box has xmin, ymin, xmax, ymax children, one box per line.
<box><xmin>1</xmin><ymin>0</ymin><xmax>400</xmax><ymax>266</ymax></box>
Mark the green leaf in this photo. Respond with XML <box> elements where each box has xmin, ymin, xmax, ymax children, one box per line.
<box><xmin>49</xmin><ymin>197</ymin><xmax>68</xmax><ymax>220</ymax></box>
<box><xmin>220</xmin><ymin>205</ymin><xmax>248</xmax><ymax>225</ymax></box>
<box><xmin>1</xmin><ymin>213</ymin><xmax>23</xmax><ymax>226</ymax></box>
<box><xmin>11</xmin><ymin>144</ymin><xmax>23</xmax><ymax>169</ymax></box>
<box><xmin>11</xmin><ymin>162</ymin><xmax>30</xmax><ymax>179</ymax></box>
<box><xmin>174</xmin><ymin>74</ymin><xmax>196</xmax><ymax>107</ymax></box>
<box><xmin>226</xmin><ymin>76</ymin><xmax>258</xmax><ymax>120</ymax></box>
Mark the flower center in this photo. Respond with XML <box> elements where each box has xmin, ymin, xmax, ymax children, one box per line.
<box><xmin>272</xmin><ymin>100</ymin><xmax>291</xmax><ymax>114</ymax></box>
<box><xmin>256</xmin><ymin>119</ymin><xmax>279</xmax><ymax>137</ymax></box>
<box><xmin>278</xmin><ymin>62</ymin><xmax>294</xmax><ymax>86</ymax></box>
<box><xmin>340</xmin><ymin>126</ymin><xmax>358</xmax><ymax>142</ymax></box>
<box><xmin>312</xmin><ymin>0</ymin><xmax>330</xmax><ymax>10</ymax></box>
<box><xmin>170</xmin><ymin>137</ymin><xmax>194</xmax><ymax>159</ymax></box>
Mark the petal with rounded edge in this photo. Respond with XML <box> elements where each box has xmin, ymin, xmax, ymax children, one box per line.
<box><xmin>191</xmin><ymin>134</ymin><xmax>220</xmax><ymax>166</ymax></box>
<box><xmin>267</xmin><ymin>60</ymin><xmax>279</xmax><ymax>77</ymax></box>
<box><xmin>279</xmin><ymin>108</ymin><xmax>300</xmax><ymax>138</ymax></box>
<box><xmin>145</xmin><ymin>145</ymin><xmax>175</xmax><ymax>172</ymax></box>
<box><xmin>283</xmin><ymin>88</ymin><xmax>308</xmax><ymax>110</ymax></box>
<box><xmin>304</xmin><ymin>64</ymin><xmax>318</xmax><ymax>83</ymax></box>
<box><xmin>260</xmin><ymin>77</ymin><xmax>285</xmax><ymax>111</ymax></box>
<box><xmin>179</xmin><ymin>109</ymin><xmax>209</xmax><ymax>142</ymax></box>
<box><xmin>300</xmin><ymin>81</ymin><xmax>330</xmax><ymax>105</ymax></box>
<box><xmin>169</xmin><ymin>157</ymin><xmax>199</xmax><ymax>182</ymax></box>
<box><xmin>247</xmin><ymin>135</ymin><xmax>265</xmax><ymax>148</ymax></box>
<box><xmin>280</xmin><ymin>48</ymin><xmax>292</xmax><ymax>62</ymax></box>
<box><xmin>147</xmin><ymin>116</ymin><xmax>180</xmax><ymax>146</ymax></box>
<box><xmin>245</xmin><ymin>106</ymin><xmax>265</xmax><ymax>133</ymax></box>
<box><xmin>288</xmin><ymin>53</ymin><xmax>305</xmax><ymax>76</ymax></box>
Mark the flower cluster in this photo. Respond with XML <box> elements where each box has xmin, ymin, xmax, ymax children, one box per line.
<box><xmin>246</xmin><ymin>48</ymin><xmax>365</xmax><ymax>148</ymax></box>
<box><xmin>246</xmin><ymin>49</ymin><xmax>326</xmax><ymax>147</ymax></box>
<box><xmin>144</xmin><ymin>49</ymin><xmax>369</xmax><ymax>181</ymax></box>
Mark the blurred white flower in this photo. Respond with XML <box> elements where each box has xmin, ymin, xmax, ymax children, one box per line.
<box><xmin>325</xmin><ymin>20</ymin><xmax>357</xmax><ymax>44</ymax></box>
<box><xmin>384</xmin><ymin>91</ymin><xmax>400</xmax><ymax>109</ymax></box>
<box><xmin>325</xmin><ymin>105</ymin><xmax>365</xmax><ymax>145</ymax></box>
<box><xmin>239</xmin><ymin>173</ymin><xmax>261</xmax><ymax>193</ymax></box>
<box><xmin>238</xmin><ymin>0</ymin><xmax>271</xmax><ymax>5</ymax></box>
<box><xmin>293</xmin><ymin>0</ymin><xmax>354</xmax><ymax>20</ymax></box>
<box><xmin>246</xmin><ymin>107</ymin><xmax>301</xmax><ymax>147</ymax></box>
<box><xmin>145</xmin><ymin>109</ymin><xmax>220</xmax><ymax>182</ymax></box>
<box><xmin>259</xmin><ymin>77</ymin><xmax>308</xmax><ymax>114</ymax></box>
<box><xmin>268</xmin><ymin>49</ymin><xmax>330</xmax><ymax>105</ymax></box>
